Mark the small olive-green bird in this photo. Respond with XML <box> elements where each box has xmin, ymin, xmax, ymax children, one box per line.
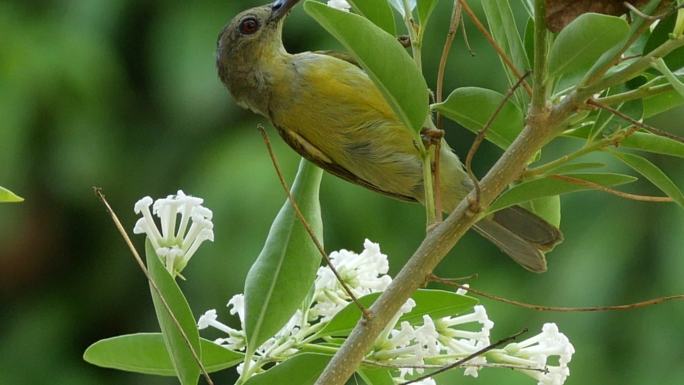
<box><xmin>216</xmin><ymin>0</ymin><xmax>562</xmax><ymax>272</ymax></box>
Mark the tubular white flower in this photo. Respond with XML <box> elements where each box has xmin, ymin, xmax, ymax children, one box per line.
<box><xmin>133</xmin><ymin>191</ymin><xmax>213</xmax><ymax>276</ymax></box>
<box><xmin>327</xmin><ymin>0</ymin><xmax>351</xmax><ymax>12</ymax></box>
<box><xmin>491</xmin><ymin>323</ymin><xmax>575</xmax><ymax>385</ymax></box>
<box><xmin>227</xmin><ymin>294</ymin><xmax>245</xmax><ymax>329</ymax></box>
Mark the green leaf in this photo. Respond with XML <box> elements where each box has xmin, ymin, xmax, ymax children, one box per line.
<box><xmin>541</xmin><ymin>162</ymin><xmax>606</xmax><ymax>175</ymax></box>
<box><xmin>0</xmin><ymin>186</ymin><xmax>23</xmax><ymax>203</ymax></box>
<box><xmin>304</xmin><ymin>1</ymin><xmax>429</xmax><ymax>132</ymax></box>
<box><xmin>347</xmin><ymin>0</ymin><xmax>396</xmax><ymax>36</ymax></box>
<box><xmin>589</xmin><ymin>95</ymin><xmax>643</xmax><ymax>140</ymax></box>
<box><xmin>433</xmin><ymin>87</ymin><xmax>524</xmax><ymax>149</ymax></box>
<box><xmin>644</xmin><ymin>12</ymin><xmax>684</xmax><ymax>71</ymax></box>
<box><xmin>244</xmin><ymin>159</ymin><xmax>324</xmax><ymax>352</ymax></box>
<box><xmin>83</xmin><ymin>333</ymin><xmax>243</xmax><ymax>376</ymax></box>
<box><xmin>610</xmin><ymin>151</ymin><xmax>684</xmax><ymax>208</ymax></box>
<box><xmin>243</xmin><ymin>353</ymin><xmax>331</xmax><ymax>385</ymax></box>
<box><xmin>651</xmin><ymin>58</ymin><xmax>684</xmax><ymax>97</ymax></box>
<box><xmin>489</xmin><ymin>173</ymin><xmax>638</xmax><ymax>213</ymax></box>
<box><xmin>644</xmin><ymin>86</ymin><xmax>684</xmax><ymax>117</ymax></box>
<box><xmin>319</xmin><ymin>289</ymin><xmax>477</xmax><ymax>337</ymax></box>
<box><xmin>146</xmin><ymin>241</ymin><xmax>201</xmax><ymax>385</ymax></box>
<box><xmin>621</xmin><ymin>132</ymin><xmax>684</xmax><ymax>158</ymax></box>
<box><xmin>548</xmin><ymin>14</ymin><xmax>629</xmax><ymax>80</ymax></box>
<box><xmin>481</xmin><ymin>0</ymin><xmax>530</xmax><ymax>107</ymax></box>
<box><xmin>522</xmin><ymin>195</ymin><xmax>561</xmax><ymax>228</ymax></box>
<box><xmin>357</xmin><ymin>368</ymin><xmax>395</xmax><ymax>385</ymax></box>
<box><xmin>417</xmin><ymin>0</ymin><xmax>438</xmax><ymax>29</ymax></box>
<box><xmin>524</xmin><ymin>17</ymin><xmax>534</xmax><ymax>66</ymax></box>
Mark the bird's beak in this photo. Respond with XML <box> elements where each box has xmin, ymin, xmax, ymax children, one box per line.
<box><xmin>269</xmin><ymin>0</ymin><xmax>300</xmax><ymax>23</ymax></box>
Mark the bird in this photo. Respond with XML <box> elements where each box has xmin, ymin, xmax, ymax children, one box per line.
<box><xmin>215</xmin><ymin>0</ymin><xmax>563</xmax><ymax>272</ymax></box>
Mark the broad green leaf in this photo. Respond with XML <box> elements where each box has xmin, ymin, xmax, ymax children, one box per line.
<box><xmin>146</xmin><ymin>241</ymin><xmax>201</xmax><ymax>385</ymax></box>
<box><xmin>644</xmin><ymin>12</ymin><xmax>684</xmax><ymax>71</ymax></box>
<box><xmin>481</xmin><ymin>0</ymin><xmax>530</xmax><ymax>107</ymax></box>
<box><xmin>83</xmin><ymin>333</ymin><xmax>243</xmax><ymax>376</ymax></box>
<box><xmin>244</xmin><ymin>159</ymin><xmax>323</xmax><ymax>352</ymax></box>
<box><xmin>243</xmin><ymin>353</ymin><xmax>331</xmax><ymax>385</ymax></box>
<box><xmin>433</xmin><ymin>87</ymin><xmax>524</xmax><ymax>149</ymax></box>
<box><xmin>348</xmin><ymin>0</ymin><xmax>396</xmax><ymax>36</ymax></box>
<box><xmin>0</xmin><ymin>186</ymin><xmax>23</xmax><ymax>203</ymax></box>
<box><xmin>358</xmin><ymin>368</ymin><xmax>395</xmax><ymax>385</ymax></box>
<box><xmin>319</xmin><ymin>289</ymin><xmax>477</xmax><ymax>337</ymax></box>
<box><xmin>621</xmin><ymin>132</ymin><xmax>684</xmax><ymax>158</ymax></box>
<box><xmin>417</xmin><ymin>0</ymin><xmax>438</xmax><ymax>28</ymax></box>
<box><xmin>548</xmin><ymin>14</ymin><xmax>629</xmax><ymax>80</ymax></box>
<box><xmin>541</xmin><ymin>162</ymin><xmax>606</xmax><ymax>175</ymax></box>
<box><xmin>610</xmin><ymin>151</ymin><xmax>684</xmax><ymax>208</ymax></box>
<box><xmin>522</xmin><ymin>195</ymin><xmax>561</xmax><ymax>228</ymax></box>
<box><xmin>489</xmin><ymin>173</ymin><xmax>638</xmax><ymax>213</ymax></box>
<box><xmin>304</xmin><ymin>1</ymin><xmax>429</xmax><ymax>132</ymax></box>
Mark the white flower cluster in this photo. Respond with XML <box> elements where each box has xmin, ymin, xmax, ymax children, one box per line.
<box><xmin>197</xmin><ymin>240</ymin><xmax>575</xmax><ymax>385</ymax></box>
<box><xmin>327</xmin><ymin>0</ymin><xmax>351</xmax><ymax>12</ymax></box>
<box><xmin>133</xmin><ymin>191</ymin><xmax>214</xmax><ymax>276</ymax></box>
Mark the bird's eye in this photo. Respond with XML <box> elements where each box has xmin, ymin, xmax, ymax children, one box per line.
<box><xmin>239</xmin><ymin>17</ymin><xmax>260</xmax><ymax>35</ymax></box>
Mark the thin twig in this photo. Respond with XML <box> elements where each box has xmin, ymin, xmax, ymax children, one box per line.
<box><xmin>363</xmin><ymin>360</ymin><xmax>546</xmax><ymax>373</ymax></box>
<box><xmin>431</xmin><ymin>276</ymin><xmax>684</xmax><ymax>312</ymax></box>
<box><xmin>400</xmin><ymin>329</ymin><xmax>527</xmax><ymax>385</ymax></box>
<box><xmin>551</xmin><ymin>174</ymin><xmax>675</xmax><ymax>203</ymax></box>
<box><xmin>436</xmin><ymin>0</ymin><xmax>463</xmax><ymax>130</ymax></box>
<box><xmin>258</xmin><ymin>126</ymin><xmax>371</xmax><ymax>320</ymax></box>
<box><xmin>588</xmin><ymin>99</ymin><xmax>684</xmax><ymax>143</ymax></box>
<box><xmin>465</xmin><ymin>72</ymin><xmax>531</xmax><ymax>204</ymax></box>
<box><xmin>93</xmin><ymin>188</ymin><xmax>215</xmax><ymax>385</ymax></box>
<box><xmin>623</xmin><ymin>1</ymin><xmax>674</xmax><ymax>20</ymax></box>
<box><xmin>459</xmin><ymin>0</ymin><xmax>533</xmax><ymax>96</ymax></box>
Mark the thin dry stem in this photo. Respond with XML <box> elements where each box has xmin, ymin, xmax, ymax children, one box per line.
<box><xmin>459</xmin><ymin>0</ymin><xmax>533</xmax><ymax>96</ymax></box>
<box><xmin>436</xmin><ymin>0</ymin><xmax>463</xmax><ymax>129</ymax></box>
<box><xmin>258</xmin><ymin>127</ymin><xmax>371</xmax><ymax>320</ymax></box>
<box><xmin>551</xmin><ymin>174</ymin><xmax>675</xmax><ymax>203</ymax></box>
<box><xmin>93</xmin><ymin>187</ymin><xmax>215</xmax><ymax>385</ymax></box>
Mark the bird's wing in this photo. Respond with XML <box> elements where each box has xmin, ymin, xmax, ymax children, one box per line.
<box><xmin>272</xmin><ymin>123</ymin><xmax>417</xmax><ymax>203</ymax></box>
<box><xmin>313</xmin><ymin>50</ymin><xmax>362</xmax><ymax>69</ymax></box>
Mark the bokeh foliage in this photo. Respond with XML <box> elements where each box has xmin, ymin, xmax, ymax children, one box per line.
<box><xmin>0</xmin><ymin>1</ymin><xmax>683</xmax><ymax>384</ymax></box>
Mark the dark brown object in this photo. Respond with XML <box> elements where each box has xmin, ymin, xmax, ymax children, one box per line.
<box><xmin>546</xmin><ymin>0</ymin><xmax>649</xmax><ymax>32</ymax></box>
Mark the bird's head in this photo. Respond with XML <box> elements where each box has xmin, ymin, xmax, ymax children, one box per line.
<box><xmin>216</xmin><ymin>0</ymin><xmax>300</xmax><ymax>88</ymax></box>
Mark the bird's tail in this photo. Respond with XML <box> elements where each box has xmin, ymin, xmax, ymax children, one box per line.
<box><xmin>473</xmin><ymin>206</ymin><xmax>563</xmax><ymax>273</ymax></box>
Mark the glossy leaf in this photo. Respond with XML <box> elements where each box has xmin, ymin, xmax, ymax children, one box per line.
<box><xmin>243</xmin><ymin>353</ymin><xmax>331</xmax><ymax>385</ymax></box>
<box><xmin>358</xmin><ymin>368</ymin><xmax>395</xmax><ymax>385</ymax></box>
<box><xmin>621</xmin><ymin>132</ymin><xmax>684</xmax><ymax>159</ymax></box>
<box><xmin>644</xmin><ymin>12</ymin><xmax>684</xmax><ymax>71</ymax></box>
<box><xmin>304</xmin><ymin>1</ymin><xmax>429</xmax><ymax>132</ymax></box>
<box><xmin>319</xmin><ymin>289</ymin><xmax>478</xmax><ymax>337</ymax></box>
<box><xmin>433</xmin><ymin>87</ymin><xmax>523</xmax><ymax>149</ymax></box>
<box><xmin>548</xmin><ymin>14</ymin><xmax>629</xmax><ymax>80</ymax></box>
<box><xmin>523</xmin><ymin>196</ymin><xmax>561</xmax><ymax>228</ymax></box>
<box><xmin>348</xmin><ymin>0</ymin><xmax>396</xmax><ymax>36</ymax></box>
<box><xmin>83</xmin><ymin>333</ymin><xmax>243</xmax><ymax>376</ymax></box>
<box><xmin>610</xmin><ymin>151</ymin><xmax>684</xmax><ymax>208</ymax></box>
<box><xmin>0</xmin><ymin>186</ymin><xmax>23</xmax><ymax>203</ymax></box>
<box><xmin>244</xmin><ymin>159</ymin><xmax>324</xmax><ymax>352</ymax></box>
<box><xmin>146</xmin><ymin>241</ymin><xmax>201</xmax><ymax>385</ymax></box>
<box><xmin>488</xmin><ymin>173</ymin><xmax>638</xmax><ymax>213</ymax></box>
<box><xmin>481</xmin><ymin>0</ymin><xmax>529</xmax><ymax>107</ymax></box>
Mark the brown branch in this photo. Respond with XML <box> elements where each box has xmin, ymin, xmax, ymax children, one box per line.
<box><xmin>258</xmin><ymin>126</ymin><xmax>371</xmax><ymax>319</ymax></box>
<box><xmin>431</xmin><ymin>276</ymin><xmax>684</xmax><ymax>312</ymax></box>
<box><xmin>400</xmin><ymin>329</ymin><xmax>528</xmax><ymax>385</ymax></box>
<box><xmin>465</xmin><ymin>72</ymin><xmax>531</xmax><ymax>205</ymax></box>
<box><xmin>94</xmin><ymin>188</ymin><xmax>215</xmax><ymax>385</ymax></box>
<box><xmin>551</xmin><ymin>174</ymin><xmax>675</xmax><ymax>203</ymax></box>
<box><xmin>459</xmin><ymin>0</ymin><xmax>533</xmax><ymax>96</ymax></box>
<box><xmin>436</xmin><ymin>0</ymin><xmax>463</xmax><ymax>130</ymax></box>
<box><xmin>588</xmin><ymin>99</ymin><xmax>684</xmax><ymax>143</ymax></box>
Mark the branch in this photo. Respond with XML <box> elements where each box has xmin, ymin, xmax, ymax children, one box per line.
<box><xmin>532</xmin><ymin>0</ymin><xmax>549</xmax><ymax>112</ymax></box>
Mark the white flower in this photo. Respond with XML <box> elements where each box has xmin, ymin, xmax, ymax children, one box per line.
<box><xmin>389</xmin><ymin>0</ymin><xmax>416</xmax><ymax>17</ymax></box>
<box><xmin>408</xmin><ymin>378</ymin><xmax>436</xmax><ymax>385</ymax></box>
<box><xmin>327</xmin><ymin>0</ymin><xmax>351</xmax><ymax>12</ymax></box>
<box><xmin>311</xmin><ymin>239</ymin><xmax>392</xmax><ymax>320</ymax></box>
<box><xmin>197</xmin><ymin>309</ymin><xmax>246</xmax><ymax>351</ymax></box>
<box><xmin>491</xmin><ymin>323</ymin><xmax>575</xmax><ymax>385</ymax></box>
<box><xmin>434</xmin><ymin>305</ymin><xmax>493</xmax><ymax>378</ymax></box>
<box><xmin>227</xmin><ymin>294</ymin><xmax>245</xmax><ymax>329</ymax></box>
<box><xmin>456</xmin><ymin>284</ymin><xmax>469</xmax><ymax>296</ymax></box>
<box><xmin>133</xmin><ymin>191</ymin><xmax>214</xmax><ymax>276</ymax></box>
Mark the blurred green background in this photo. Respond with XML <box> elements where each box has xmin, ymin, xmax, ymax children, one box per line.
<box><xmin>1</xmin><ymin>1</ymin><xmax>683</xmax><ymax>384</ymax></box>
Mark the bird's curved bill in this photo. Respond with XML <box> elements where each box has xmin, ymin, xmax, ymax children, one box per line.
<box><xmin>270</xmin><ymin>0</ymin><xmax>301</xmax><ymax>22</ymax></box>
